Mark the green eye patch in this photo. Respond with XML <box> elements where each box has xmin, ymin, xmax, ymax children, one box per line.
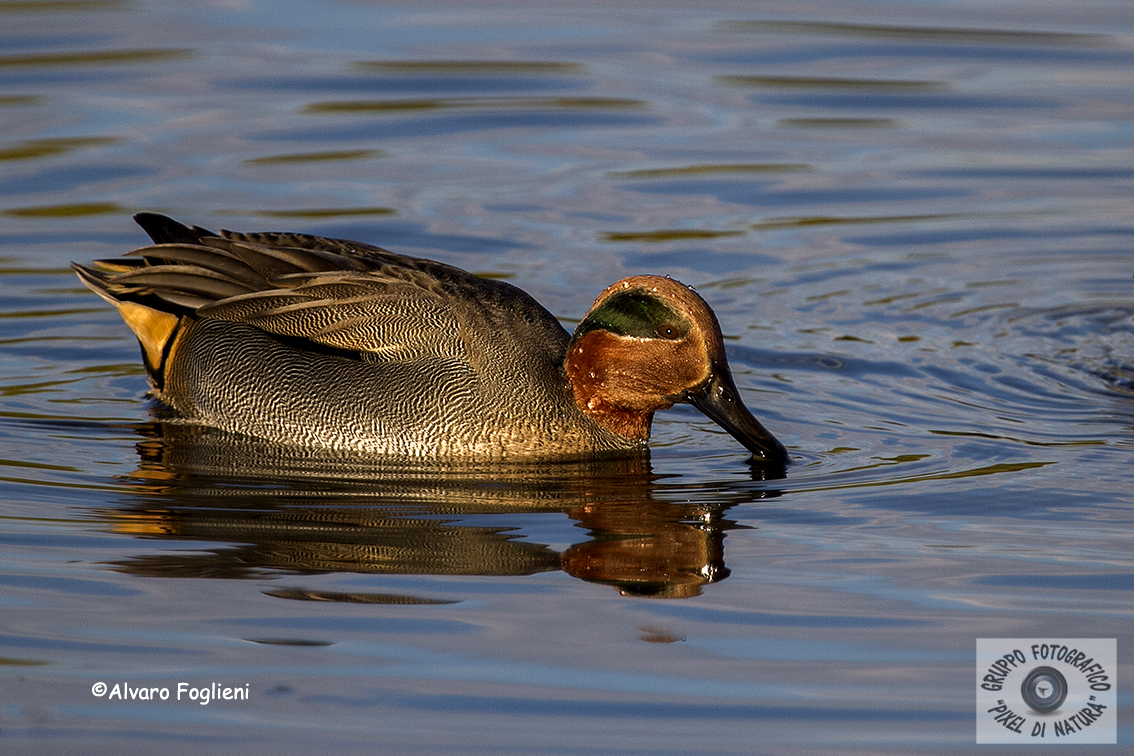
<box><xmin>573</xmin><ymin>290</ymin><xmax>690</xmax><ymax>341</ymax></box>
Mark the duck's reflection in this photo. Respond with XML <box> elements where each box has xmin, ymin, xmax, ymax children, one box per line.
<box><xmin>100</xmin><ymin>423</ymin><xmax>780</xmax><ymax>598</ymax></box>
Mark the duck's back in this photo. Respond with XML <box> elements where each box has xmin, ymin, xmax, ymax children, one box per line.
<box><xmin>74</xmin><ymin>214</ymin><xmax>635</xmax><ymax>460</ymax></box>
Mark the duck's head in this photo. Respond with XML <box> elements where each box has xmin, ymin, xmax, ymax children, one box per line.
<box><xmin>565</xmin><ymin>275</ymin><xmax>789</xmax><ymax>466</ymax></box>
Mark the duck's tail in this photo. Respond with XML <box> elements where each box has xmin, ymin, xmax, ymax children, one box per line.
<box><xmin>70</xmin><ymin>212</ymin><xmax>218</xmax><ymax>390</ymax></box>
<box><xmin>73</xmin><ymin>258</ymin><xmax>184</xmax><ymax>390</ymax></box>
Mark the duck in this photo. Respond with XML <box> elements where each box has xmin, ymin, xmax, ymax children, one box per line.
<box><xmin>73</xmin><ymin>213</ymin><xmax>788</xmax><ymax>465</ymax></box>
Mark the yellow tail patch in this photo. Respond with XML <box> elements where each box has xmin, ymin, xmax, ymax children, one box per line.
<box><xmin>117</xmin><ymin>300</ymin><xmax>179</xmax><ymax>376</ymax></box>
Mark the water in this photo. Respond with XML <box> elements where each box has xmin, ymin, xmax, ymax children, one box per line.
<box><xmin>2</xmin><ymin>0</ymin><xmax>1132</xmax><ymax>753</ymax></box>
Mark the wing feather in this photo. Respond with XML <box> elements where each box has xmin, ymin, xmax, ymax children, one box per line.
<box><xmin>199</xmin><ymin>274</ymin><xmax>463</xmax><ymax>357</ymax></box>
<box><xmin>75</xmin><ymin>214</ymin><xmax>563</xmax><ymax>367</ymax></box>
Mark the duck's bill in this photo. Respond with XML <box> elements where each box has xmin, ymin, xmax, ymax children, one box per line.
<box><xmin>686</xmin><ymin>371</ymin><xmax>789</xmax><ymax>466</ymax></box>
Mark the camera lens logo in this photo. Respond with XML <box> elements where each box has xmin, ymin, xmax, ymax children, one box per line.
<box><xmin>1020</xmin><ymin>666</ymin><xmax>1067</xmax><ymax>713</ymax></box>
<box><xmin>976</xmin><ymin>638</ymin><xmax>1117</xmax><ymax>744</ymax></box>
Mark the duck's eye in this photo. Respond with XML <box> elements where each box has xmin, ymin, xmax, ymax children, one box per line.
<box><xmin>575</xmin><ymin>290</ymin><xmax>691</xmax><ymax>341</ymax></box>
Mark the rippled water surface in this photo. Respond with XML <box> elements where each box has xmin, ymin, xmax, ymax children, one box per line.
<box><xmin>2</xmin><ymin>1</ymin><xmax>1132</xmax><ymax>753</ymax></box>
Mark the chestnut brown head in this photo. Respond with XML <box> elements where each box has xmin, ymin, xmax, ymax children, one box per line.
<box><xmin>566</xmin><ymin>275</ymin><xmax>788</xmax><ymax>465</ymax></box>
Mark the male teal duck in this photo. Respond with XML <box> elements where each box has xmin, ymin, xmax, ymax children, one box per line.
<box><xmin>73</xmin><ymin>214</ymin><xmax>788</xmax><ymax>465</ymax></box>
